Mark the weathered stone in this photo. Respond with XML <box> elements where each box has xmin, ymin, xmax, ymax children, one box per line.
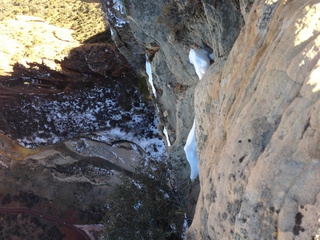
<box><xmin>104</xmin><ymin>0</ymin><xmax>243</xmax><ymax>184</ymax></box>
<box><xmin>189</xmin><ymin>1</ymin><xmax>320</xmax><ymax>239</ymax></box>
<box><xmin>105</xmin><ymin>0</ymin><xmax>320</xmax><ymax>239</ymax></box>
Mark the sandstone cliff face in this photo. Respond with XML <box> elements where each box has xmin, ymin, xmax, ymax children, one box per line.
<box><xmin>104</xmin><ymin>0</ymin><xmax>243</xmax><ymax>182</ymax></box>
<box><xmin>191</xmin><ymin>1</ymin><xmax>320</xmax><ymax>239</ymax></box>
<box><xmin>105</xmin><ymin>0</ymin><xmax>320</xmax><ymax>239</ymax></box>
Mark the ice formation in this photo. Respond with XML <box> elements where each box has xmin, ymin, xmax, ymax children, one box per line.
<box><xmin>184</xmin><ymin>48</ymin><xmax>212</xmax><ymax>180</ymax></box>
<box><xmin>188</xmin><ymin>48</ymin><xmax>211</xmax><ymax>80</ymax></box>
<box><xmin>184</xmin><ymin>120</ymin><xmax>199</xmax><ymax>180</ymax></box>
<box><xmin>146</xmin><ymin>55</ymin><xmax>157</xmax><ymax>98</ymax></box>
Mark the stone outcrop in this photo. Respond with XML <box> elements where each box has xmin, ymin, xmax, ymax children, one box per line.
<box><xmin>104</xmin><ymin>0</ymin><xmax>320</xmax><ymax>239</ymax></box>
<box><xmin>104</xmin><ymin>0</ymin><xmax>243</xmax><ymax>182</ymax></box>
<box><xmin>190</xmin><ymin>1</ymin><xmax>320</xmax><ymax>239</ymax></box>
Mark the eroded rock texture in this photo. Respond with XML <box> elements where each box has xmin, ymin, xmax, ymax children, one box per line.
<box><xmin>104</xmin><ymin>0</ymin><xmax>243</xmax><ymax>182</ymax></box>
<box><xmin>105</xmin><ymin>0</ymin><xmax>320</xmax><ymax>239</ymax></box>
<box><xmin>191</xmin><ymin>1</ymin><xmax>320</xmax><ymax>239</ymax></box>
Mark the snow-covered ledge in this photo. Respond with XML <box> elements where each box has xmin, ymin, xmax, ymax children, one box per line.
<box><xmin>184</xmin><ymin>48</ymin><xmax>212</xmax><ymax>181</ymax></box>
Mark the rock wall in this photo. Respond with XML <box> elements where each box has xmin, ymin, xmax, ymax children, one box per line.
<box><xmin>190</xmin><ymin>1</ymin><xmax>320</xmax><ymax>239</ymax></box>
<box><xmin>104</xmin><ymin>0</ymin><xmax>320</xmax><ymax>239</ymax></box>
<box><xmin>104</xmin><ymin>0</ymin><xmax>243</xmax><ymax>182</ymax></box>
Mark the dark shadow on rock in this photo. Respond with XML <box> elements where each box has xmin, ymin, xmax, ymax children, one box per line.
<box><xmin>0</xmin><ymin>42</ymin><xmax>154</xmax><ymax>148</ymax></box>
<box><xmin>83</xmin><ymin>28</ymin><xmax>112</xmax><ymax>44</ymax></box>
<box><xmin>0</xmin><ymin>62</ymin><xmax>97</xmax><ymax>96</ymax></box>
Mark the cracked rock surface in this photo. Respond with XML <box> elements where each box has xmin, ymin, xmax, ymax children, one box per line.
<box><xmin>189</xmin><ymin>1</ymin><xmax>320</xmax><ymax>239</ymax></box>
<box><xmin>104</xmin><ymin>0</ymin><xmax>320</xmax><ymax>239</ymax></box>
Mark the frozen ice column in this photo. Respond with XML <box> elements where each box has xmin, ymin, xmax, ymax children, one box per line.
<box><xmin>184</xmin><ymin>48</ymin><xmax>211</xmax><ymax>180</ymax></box>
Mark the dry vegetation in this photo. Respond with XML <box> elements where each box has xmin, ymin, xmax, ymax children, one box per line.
<box><xmin>104</xmin><ymin>161</ymin><xmax>189</xmax><ymax>240</ymax></box>
<box><xmin>0</xmin><ymin>0</ymin><xmax>107</xmax><ymax>42</ymax></box>
<box><xmin>0</xmin><ymin>0</ymin><xmax>109</xmax><ymax>75</ymax></box>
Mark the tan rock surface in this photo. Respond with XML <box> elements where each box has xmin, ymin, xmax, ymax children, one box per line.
<box><xmin>188</xmin><ymin>1</ymin><xmax>320</xmax><ymax>239</ymax></box>
<box><xmin>102</xmin><ymin>0</ymin><xmax>320</xmax><ymax>237</ymax></box>
<box><xmin>0</xmin><ymin>17</ymin><xmax>78</xmax><ymax>75</ymax></box>
<box><xmin>5</xmin><ymin>0</ymin><xmax>318</xmax><ymax>238</ymax></box>
<box><xmin>104</xmin><ymin>0</ymin><xmax>243</xmax><ymax>187</ymax></box>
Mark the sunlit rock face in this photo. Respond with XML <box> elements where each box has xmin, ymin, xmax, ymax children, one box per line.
<box><xmin>189</xmin><ymin>1</ymin><xmax>320</xmax><ymax>239</ymax></box>
<box><xmin>103</xmin><ymin>0</ymin><xmax>320</xmax><ymax>239</ymax></box>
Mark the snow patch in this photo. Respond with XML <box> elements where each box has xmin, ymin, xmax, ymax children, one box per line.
<box><xmin>134</xmin><ymin>200</ymin><xmax>142</xmax><ymax>210</ymax></box>
<box><xmin>146</xmin><ymin>55</ymin><xmax>157</xmax><ymax>98</ymax></box>
<box><xmin>183</xmin><ymin>120</ymin><xmax>199</xmax><ymax>181</ymax></box>
<box><xmin>188</xmin><ymin>48</ymin><xmax>211</xmax><ymax>80</ymax></box>
<box><xmin>163</xmin><ymin>127</ymin><xmax>171</xmax><ymax>147</ymax></box>
<box><xmin>184</xmin><ymin>48</ymin><xmax>212</xmax><ymax>180</ymax></box>
<box><xmin>19</xmin><ymin>134</ymin><xmax>60</xmax><ymax>148</ymax></box>
<box><xmin>92</xmin><ymin>126</ymin><xmax>166</xmax><ymax>161</ymax></box>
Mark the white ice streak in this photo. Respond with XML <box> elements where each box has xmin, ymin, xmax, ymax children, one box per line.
<box><xmin>146</xmin><ymin>55</ymin><xmax>157</xmax><ymax>98</ymax></box>
<box><xmin>108</xmin><ymin>10</ymin><xmax>127</xmax><ymax>27</ymax></box>
<box><xmin>188</xmin><ymin>48</ymin><xmax>211</xmax><ymax>80</ymax></box>
<box><xmin>163</xmin><ymin>127</ymin><xmax>171</xmax><ymax>147</ymax></box>
<box><xmin>183</xmin><ymin>120</ymin><xmax>199</xmax><ymax>181</ymax></box>
<box><xmin>184</xmin><ymin>48</ymin><xmax>212</xmax><ymax>180</ymax></box>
